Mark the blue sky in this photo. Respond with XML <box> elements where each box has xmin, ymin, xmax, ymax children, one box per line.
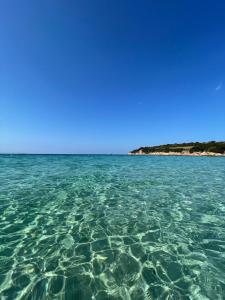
<box><xmin>1</xmin><ymin>1</ymin><xmax>225</xmax><ymax>154</ymax></box>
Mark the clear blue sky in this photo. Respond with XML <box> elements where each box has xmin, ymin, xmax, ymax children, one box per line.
<box><xmin>1</xmin><ymin>1</ymin><xmax>225</xmax><ymax>154</ymax></box>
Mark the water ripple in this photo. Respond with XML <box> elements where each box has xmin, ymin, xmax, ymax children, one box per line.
<box><xmin>0</xmin><ymin>155</ymin><xmax>225</xmax><ymax>299</ymax></box>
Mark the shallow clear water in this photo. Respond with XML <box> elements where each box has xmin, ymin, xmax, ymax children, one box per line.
<box><xmin>0</xmin><ymin>155</ymin><xmax>225</xmax><ymax>300</ymax></box>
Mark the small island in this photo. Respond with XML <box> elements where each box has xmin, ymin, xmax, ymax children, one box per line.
<box><xmin>129</xmin><ymin>141</ymin><xmax>225</xmax><ymax>156</ymax></box>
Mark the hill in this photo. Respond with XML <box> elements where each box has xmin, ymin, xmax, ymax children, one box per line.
<box><xmin>129</xmin><ymin>141</ymin><xmax>225</xmax><ymax>156</ymax></box>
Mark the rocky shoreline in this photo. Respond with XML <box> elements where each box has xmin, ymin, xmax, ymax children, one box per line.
<box><xmin>128</xmin><ymin>151</ymin><xmax>225</xmax><ymax>157</ymax></box>
<box><xmin>129</xmin><ymin>141</ymin><xmax>225</xmax><ymax>156</ymax></box>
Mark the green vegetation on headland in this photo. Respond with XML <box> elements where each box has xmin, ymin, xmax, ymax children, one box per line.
<box><xmin>129</xmin><ymin>141</ymin><xmax>225</xmax><ymax>155</ymax></box>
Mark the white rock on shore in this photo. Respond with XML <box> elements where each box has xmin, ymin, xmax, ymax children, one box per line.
<box><xmin>128</xmin><ymin>151</ymin><xmax>225</xmax><ymax>156</ymax></box>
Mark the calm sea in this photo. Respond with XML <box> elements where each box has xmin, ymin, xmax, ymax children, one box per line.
<box><xmin>0</xmin><ymin>155</ymin><xmax>225</xmax><ymax>299</ymax></box>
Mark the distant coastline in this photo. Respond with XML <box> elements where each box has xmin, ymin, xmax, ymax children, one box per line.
<box><xmin>129</xmin><ymin>141</ymin><xmax>225</xmax><ymax>156</ymax></box>
<box><xmin>128</xmin><ymin>151</ymin><xmax>225</xmax><ymax>157</ymax></box>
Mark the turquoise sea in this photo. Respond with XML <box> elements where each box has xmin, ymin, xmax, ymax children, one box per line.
<box><xmin>0</xmin><ymin>155</ymin><xmax>225</xmax><ymax>300</ymax></box>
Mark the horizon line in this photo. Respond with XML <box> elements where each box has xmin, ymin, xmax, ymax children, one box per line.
<box><xmin>0</xmin><ymin>153</ymin><xmax>127</xmax><ymax>155</ymax></box>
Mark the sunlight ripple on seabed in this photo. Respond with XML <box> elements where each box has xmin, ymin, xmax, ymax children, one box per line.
<box><xmin>0</xmin><ymin>155</ymin><xmax>225</xmax><ymax>299</ymax></box>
